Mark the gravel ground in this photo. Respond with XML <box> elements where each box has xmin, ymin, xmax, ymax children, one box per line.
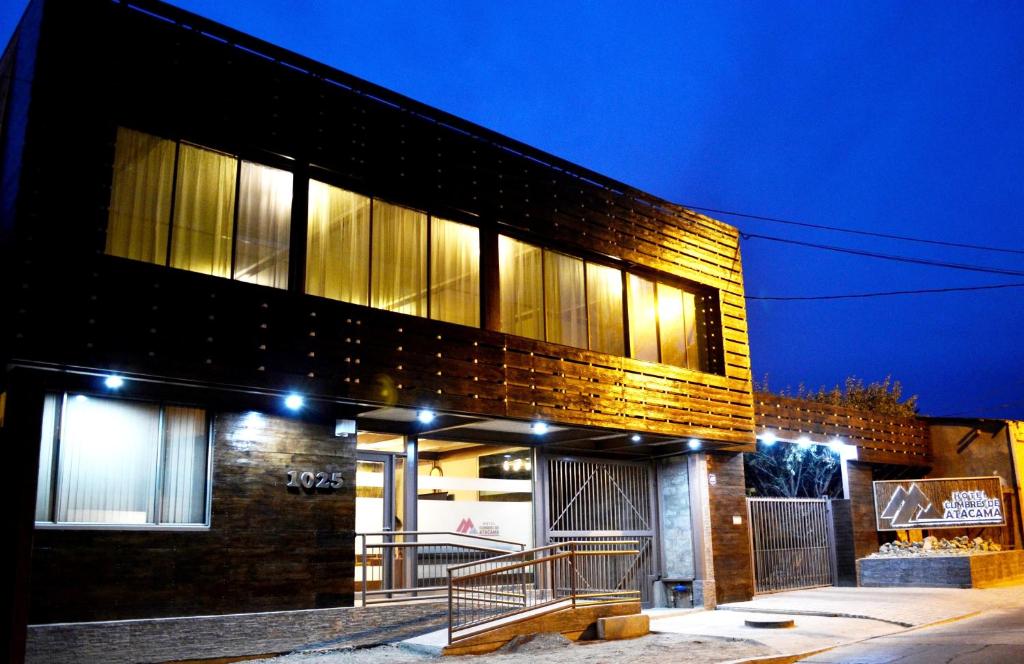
<box><xmin>253</xmin><ymin>632</ymin><xmax>771</xmax><ymax>664</ymax></box>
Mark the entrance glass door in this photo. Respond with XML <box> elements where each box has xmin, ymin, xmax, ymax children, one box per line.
<box><xmin>354</xmin><ymin>435</ymin><xmax>405</xmax><ymax>599</ymax></box>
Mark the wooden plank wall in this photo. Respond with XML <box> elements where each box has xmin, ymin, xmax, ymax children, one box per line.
<box><xmin>754</xmin><ymin>393</ymin><xmax>931</xmax><ymax>466</ymax></box>
<box><xmin>6</xmin><ymin>0</ymin><xmax>756</xmax><ymax>447</ymax></box>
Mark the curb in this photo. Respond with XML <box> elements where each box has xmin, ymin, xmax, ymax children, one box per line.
<box><xmin>716</xmin><ymin>609</ymin><xmax>985</xmax><ymax>664</ymax></box>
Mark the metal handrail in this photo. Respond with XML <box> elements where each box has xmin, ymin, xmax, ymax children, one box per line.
<box><xmin>356</xmin><ymin>530</ymin><xmax>526</xmax><ymax>606</ymax></box>
<box><xmin>446</xmin><ymin>540</ymin><xmax>641</xmax><ymax>644</ymax></box>
<box><xmin>358</xmin><ymin>530</ymin><xmax>527</xmax><ymax>548</ymax></box>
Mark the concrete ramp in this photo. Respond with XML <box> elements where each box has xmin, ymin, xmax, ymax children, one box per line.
<box><xmin>440</xmin><ymin>600</ymin><xmax>641</xmax><ymax>656</ymax></box>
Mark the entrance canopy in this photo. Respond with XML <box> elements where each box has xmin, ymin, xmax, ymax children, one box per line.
<box><xmin>354</xmin><ymin>406</ymin><xmax>747</xmax><ymax>458</ymax></box>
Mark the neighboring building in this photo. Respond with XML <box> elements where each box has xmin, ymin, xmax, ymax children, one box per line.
<box><xmin>0</xmin><ymin>0</ymin><xmax>758</xmax><ymax>660</ymax></box>
<box><xmin>924</xmin><ymin>417</ymin><xmax>1024</xmax><ymax>548</ymax></box>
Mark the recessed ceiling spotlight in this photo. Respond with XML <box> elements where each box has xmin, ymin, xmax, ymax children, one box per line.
<box><xmin>688</xmin><ymin>438</ymin><xmax>701</xmax><ymax>450</ymax></box>
<box><xmin>797</xmin><ymin>437</ymin><xmax>812</xmax><ymax>449</ymax></box>
<box><xmin>531</xmin><ymin>421</ymin><xmax>549</xmax><ymax>435</ymax></box>
<box><xmin>104</xmin><ymin>375</ymin><xmax>125</xmax><ymax>389</ymax></box>
<box><xmin>416</xmin><ymin>409</ymin><xmax>436</xmax><ymax>424</ymax></box>
<box><xmin>631</xmin><ymin>434</ymin><xmax>642</xmax><ymax>443</ymax></box>
<box><xmin>759</xmin><ymin>431</ymin><xmax>777</xmax><ymax>446</ymax></box>
<box><xmin>284</xmin><ymin>393</ymin><xmax>304</xmax><ymax>411</ymax></box>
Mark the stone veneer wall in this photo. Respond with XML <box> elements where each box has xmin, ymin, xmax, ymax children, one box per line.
<box><xmin>26</xmin><ymin>602</ymin><xmax>448</xmax><ymax>664</ymax></box>
<box><xmin>857</xmin><ymin>550</ymin><xmax>1024</xmax><ymax>588</ymax></box>
<box><xmin>30</xmin><ymin>411</ymin><xmax>356</xmax><ymax>623</ymax></box>
<box><xmin>659</xmin><ymin>457</ymin><xmax>695</xmax><ymax>581</ymax></box>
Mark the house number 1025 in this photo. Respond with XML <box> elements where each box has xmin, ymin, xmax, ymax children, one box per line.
<box><xmin>286</xmin><ymin>470</ymin><xmax>343</xmax><ymax>490</ymax></box>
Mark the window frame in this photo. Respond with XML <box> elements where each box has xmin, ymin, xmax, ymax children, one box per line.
<box><xmin>106</xmin><ymin>125</ymin><xmax>296</xmax><ymax>290</ymax></box>
<box><xmin>34</xmin><ymin>392</ymin><xmax>215</xmax><ymax>532</ymax></box>
<box><xmin>304</xmin><ymin>177</ymin><xmax>483</xmax><ymax>328</ymax></box>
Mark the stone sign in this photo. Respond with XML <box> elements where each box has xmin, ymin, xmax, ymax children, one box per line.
<box><xmin>873</xmin><ymin>476</ymin><xmax>1005</xmax><ymax>531</ymax></box>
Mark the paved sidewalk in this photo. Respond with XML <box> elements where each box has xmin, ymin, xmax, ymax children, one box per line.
<box><xmin>649</xmin><ymin>583</ymin><xmax>1024</xmax><ymax>662</ymax></box>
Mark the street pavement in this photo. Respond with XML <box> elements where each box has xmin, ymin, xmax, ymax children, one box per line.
<box><xmin>647</xmin><ymin>582</ymin><xmax>1024</xmax><ymax>662</ymax></box>
<box><xmin>801</xmin><ymin>605</ymin><xmax>1024</xmax><ymax>663</ymax></box>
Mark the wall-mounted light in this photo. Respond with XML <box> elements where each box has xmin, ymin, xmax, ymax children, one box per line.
<box><xmin>284</xmin><ymin>393</ymin><xmax>304</xmax><ymax>411</ymax></box>
<box><xmin>759</xmin><ymin>431</ymin><xmax>777</xmax><ymax>446</ymax></box>
<box><xmin>531</xmin><ymin>421</ymin><xmax>549</xmax><ymax>435</ymax></box>
<box><xmin>417</xmin><ymin>409</ymin><xmax>436</xmax><ymax>424</ymax></box>
<box><xmin>797</xmin><ymin>436</ymin><xmax>812</xmax><ymax>449</ymax></box>
<box><xmin>104</xmin><ymin>375</ymin><xmax>125</xmax><ymax>389</ymax></box>
<box><xmin>688</xmin><ymin>438</ymin><xmax>701</xmax><ymax>450</ymax></box>
<box><xmin>827</xmin><ymin>437</ymin><xmax>844</xmax><ymax>452</ymax></box>
<box><xmin>631</xmin><ymin>434</ymin><xmax>642</xmax><ymax>443</ymax></box>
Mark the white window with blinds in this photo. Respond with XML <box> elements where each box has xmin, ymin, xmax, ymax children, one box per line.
<box><xmin>35</xmin><ymin>394</ymin><xmax>212</xmax><ymax>529</ymax></box>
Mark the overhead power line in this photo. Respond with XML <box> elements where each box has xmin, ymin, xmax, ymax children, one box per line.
<box><xmin>684</xmin><ymin>204</ymin><xmax>1024</xmax><ymax>256</ymax></box>
<box><xmin>740</xmin><ymin>232</ymin><xmax>1024</xmax><ymax>278</ymax></box>
<box><xmin>746</xmin><ymin>282</ymin><xmax>1024</xmax><ymax>301</ymax></box>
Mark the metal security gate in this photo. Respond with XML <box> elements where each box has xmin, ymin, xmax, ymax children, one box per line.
<box><xmin>541</xmin><ymin>456</ymin><xmax>657</xmax><ymax>605</ymax></box>
<box><xmin>747</xmin><ymin>498</ymin><xmax>837</xmax><ymax>594</ymax></box>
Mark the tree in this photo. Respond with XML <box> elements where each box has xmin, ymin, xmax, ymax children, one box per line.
<box><xmin>745</xmin><ymin>442</ymin><xmax>842</xmax><ymax>498</ymax></box>
<box><xmin>746</xmin><ymin>374</ymin><xmax>919</xmax><ymax>497</ymax></box>
<box><xmin>755</xmin><ymin>374</ymin><xmax>918</xmax><ymax>417</ymax></box>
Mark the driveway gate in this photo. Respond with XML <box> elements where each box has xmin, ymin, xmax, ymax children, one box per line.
<box><xmin>747</xmin><ymin>497</ymin><xmax>837</xmax><ymax>594</ymax></box>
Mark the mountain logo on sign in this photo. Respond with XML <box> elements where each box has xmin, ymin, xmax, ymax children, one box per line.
<box><xmin>879</xmin><ymin>484</ymin><xmax>942</xmax><ymax>528</ymax></box>
<box><xmin>456</xmin><ymin>518</ymin><xmax>476</xmax><ymax>534</ymax></box>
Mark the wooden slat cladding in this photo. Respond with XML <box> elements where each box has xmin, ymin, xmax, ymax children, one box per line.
<box><xmin>754</xmin><ymin>393</ymin><xmax>931</xmax><ymax>466</ymax></box>
<box><xmin>6</xmin><ymin>0</ymin><xmax>756</xmax><ymax>448</ymax></box>
<box><xmin>10</xmin><ymin>256</ymin><xmax>754</xmax><ymax>445</ymax></box>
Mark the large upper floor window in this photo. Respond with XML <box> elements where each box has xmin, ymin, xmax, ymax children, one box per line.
<box><xmin>499</xmin><ymin>234</ymin><xmax>707</xmax><ymax>370</ymax></box>
<box><xmin>106</xmin><ymin>127</ymin><xmax>293</xmax><ymax>289</ymax></box>
<box><xmin>305</xmin><ymin>179</ymin><xmax>480</xmax><ymax>327</ymax></box>
<box><xmin>35</xmin><ymin>393</ymin><xmax>211</xmax><ymax>528</ymax></box>
<box><xmin>499</xmin><ymin>235</ymin><xmax>625</xmax><ymax>356</ymax></box>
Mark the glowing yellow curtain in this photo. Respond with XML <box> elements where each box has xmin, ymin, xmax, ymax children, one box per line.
<box><xmin>657</xmin><ymin>283</ymin><xmax>699</xmax><ymax>368</ymax></box>
<box><xmin>371</xmin><ymin>200</ymin><xmax>427</xmax><ymax>316</ymax></box>
<box><xmin>627</xmin><ymin>274</ymin><xmax>659</xmax><ymax>362</ymax></box>
<box><xmin>498</xmin><ymin>235</ymin><xmax>543</xmax><ymax>340</ymax></box>
<box><xmin>586</xmin><ymin>262</ymin><xmax>623</xmax><ymax>355</ymax></box>
<box><xmin>430</xmin><ymin>217</ymin><xmax>480</xmax><ymax>326</ymax></box>
<box><xmin>544</xmin><ymin>250</ymin><xmax>586</xmax><ymax>348</ymax></box>
<box><xmin>170</xmin><ymin>144</ymin><xmax>237</xmax><ymax>278</ymax></box>
<box><xmin>234</xmin><ymin>161</ymin><xmax>292</xmax><ymax>289</ymax></box>
<box><xmin>305</xmin><ymin>180</ymin><xmax>371</xmax><ymax>304</ymax></box>
<box><xmin>106</xmin><ymin>127</ymin><xmax>176</xmax><ymax>265</ymax></box>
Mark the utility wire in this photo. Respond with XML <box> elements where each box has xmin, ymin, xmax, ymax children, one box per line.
<box><xmin>740</xmin><ymin>232</ymin><xmax>1024</xmax><ymax>278</ymax></box>
<box><xmin>747</xmin><ymin>282</ymin><xmax>1024</xmax><ymax>301</ymax></box>
<box><xmin>684</xmin><ymin>204</ymin><xmax>1024</xmax><ymax>256</ymax></box>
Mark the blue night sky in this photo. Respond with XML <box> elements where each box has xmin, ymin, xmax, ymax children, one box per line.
<box><xmin>3</xmin><ymin>1</ymin><xmax>1022</xmax><ymax>418</ymax></box>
